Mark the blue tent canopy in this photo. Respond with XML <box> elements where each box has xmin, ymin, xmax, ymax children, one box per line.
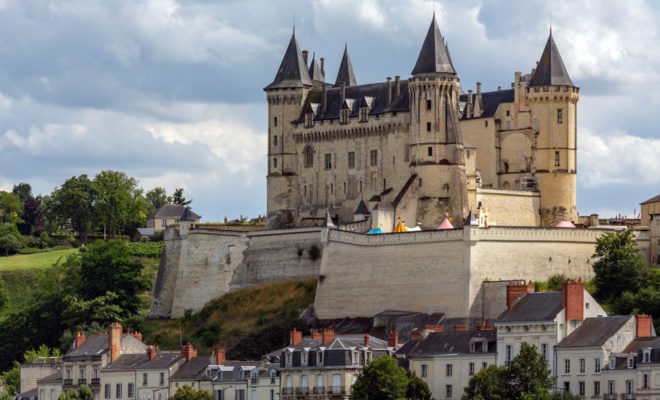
<box><xmin>366</xmin><ymin>227</ymin><xmax>384</xmax><ymax>234</ymax></box>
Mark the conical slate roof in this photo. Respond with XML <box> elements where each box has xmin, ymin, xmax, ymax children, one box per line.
<box><xmin>334</xmin><ymin>44</ymin><xmax>357</xmax><ymax>86</ymax></box>
<box><xmin>529</xmin><ymin>31</ymin><xmax>574</xmax><ymax>86</ymax></box>
<box><xmin>265</xmin><ymin>30</ymin><xmax>313</xmax><ymax>90</ymax></box>
<box><xmin>354</xmin><ymin>200</ymin><xmax>370</xmax><ymax>215</ymax></box>
<box><xmin>180</xmin><ymin>207</ymin><xmax>199</xmax><ymax>222</ymax></box>
<box><xmin>309</xmin><ymin>54</ymin><xmax>325</xmax><ymax>82</ymax></box>
<box><xmin>412</xmin><ymin>15</ymin><xmax>456</xmax><ymax>75</ymax></box>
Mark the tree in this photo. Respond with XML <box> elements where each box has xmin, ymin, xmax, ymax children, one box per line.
<box><xmin>462</xmin><ymin>365</ymin><xmax>507</xmax><ymax>400</ymax></box>
<box><xmin>0</xmin><ymin>191</ymin><xmax>23</xmax><ymax>225</ymax></box>
<box><xmin>170</xmin><ymin>386</ymin><xmax>213</xmax><ymax>400</ymax></box>
<box><xmin>12</xmin><ymin>182</ymin><xmax>32</xmax><ymax>204</ymax></box>
<box><xmin>523</xmin><ymin>389</ymin><xmax>581</xmax><ymax>400</ymax></box>
<box><xmin>93</xmin><ymin>171</ymin><xmax>143</xmax><ymax>238</ymax></box>
<box><xmin>351</xmin><ymin>355</ymin><xmax>408</xmax><ymax>400</ymax></box>
<box><xmin>48</xmin><ymin>175</ymin><xmax>96</xmax><ymax>242</ymax></box>
<box><xmin>406</xmin><ymin>371</ymin><xmax>433</xmax><ymax>400</ymax></box>
<box><xmin>592</xmin><ymin>228</ymin><xmax>648</xmax><ymax>302</ymax></box>
<box><xmin>170</xmin><ymin>188</ymin><xmax>192</xmax><ymax>206</ymax></box>
<box><xmin>0</xmin><ymin>225</ymin><xmax>23</xmax><ymax>256</ymax></box>
<box><xmin>145</xmin><ymin>187</ymin><xmax>168</xmax><ymax>214</ymax></box>
<box><xmin>57</xmin><ymin>386</ymin><xmax>93</xmax><ymax>400</ymax></box>
<box><xmin>17</xmin><ymin>196</ymin><xmax>45</xmax><ymax>236</ymax></box>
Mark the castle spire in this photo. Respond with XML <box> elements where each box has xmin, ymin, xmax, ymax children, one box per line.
<box><xmin>411</xmin><ymin>14</ymin><xmax>456</xmax><ymax>75</ymax></box>
<box><xmin>264</xmin><ymin>29</ymin><xmax>313</xmax><ymax>90</ymax></box>
<box><xmin>334</xmin><ymin>43</ymin><xmax>357</xmax><ymax>86</ymax></box>
<box><xmin>309</xmin><ymin>53</ymin><xmax>325</xmax><ymax>82</ymax></box>
<box><xmin>529</xmin><ymin>30</ymin><xmax>574</xmax><ymax>86</ymax></box>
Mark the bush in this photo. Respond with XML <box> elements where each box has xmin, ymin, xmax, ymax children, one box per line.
<box><xmin>126</xmin><ymin>242</ymin><xmax>163</xmax><ymax>258</ymax></box>
<box><xmin>16</xmin><ymin>246</ymin><xmax>71</xmax><ymax>255</ymax></box>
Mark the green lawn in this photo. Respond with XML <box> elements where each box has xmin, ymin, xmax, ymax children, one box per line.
<box><xmin>0</xmin><ymin>248</ymin><xmax>78</xmax><ymax>271</ymax></box>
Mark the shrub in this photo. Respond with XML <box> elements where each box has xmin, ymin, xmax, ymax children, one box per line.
<box><xmin>125</xmin><ymin>242</ymin><xmax>163</xmax><ymax>258</ymax></box>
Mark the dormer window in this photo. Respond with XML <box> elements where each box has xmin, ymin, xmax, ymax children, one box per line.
<box><xmin>305</xmin><ymin>112</ymin><xmax>314</xmax><ymax>128</ymax></box>
<box><xmin>359</xmin><ymin>107</ymin><xmax>368</xmax><ymax>122</ymax></box>
<box><xmin>644</xmin><ymin>350</ymin><xmax>650</xmax><ymax>363</ymax></box>
<box><xmin>365</xmin><ymin>351</ymin><xmax>372</xmax><ymax>363</ymax></box>
<box><xmin>352</xmin><ymin>351</ymin><xmax>360</xmax><ymax>366</ymax></box>
<box><xmin>285</xmin><ymin>351</ymin><xmax>292</xmax><ymax>366</ymax></box>
<box><xmin>340</xmin><ymin>109</ymin><xmax>350</xmax><ymax>124</ymax></box>
<box><xmin>317</xmin><ymin>350</ymin><xmax>324</xmax><ymax>366</ymax></box>
<box><xmin>302</xmin><ymin>350</ymin><xmax>308</xmax><ymax>366</ymax></box>
<box><xmin>609</xmin><ymin>356</ymin><xmax>616</xmax><ymax>370</ymax></box>
<box><xmin>627</xmin><ymin>356</ymin><xmax>634</xmax><ymax>369</ymax></box>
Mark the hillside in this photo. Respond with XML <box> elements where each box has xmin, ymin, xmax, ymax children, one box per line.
<box><xmin>140</xmin><ymin>279</ymin><xmax>317</xmax><ymax>360</ymax></box>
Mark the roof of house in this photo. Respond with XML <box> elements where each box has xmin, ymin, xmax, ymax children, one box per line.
<box><xmin>36</xmin><ymin>372</ymin><xmax>62</xmax><ymax>384</ymax></box>
<box><xmin>63</xmin><ymin>335</ymin><xmax>110</xmax><ymax>360</ymax></box>
<box><xmin>556</xmin><ymin>316</ymin><xmax>633</xmax><ymax>348</ymax></box>
<box><xmin>411</xmin><ymin>15</ymin><xmax>456</xmax><ymax>75</ymax></box>
<box><xmin>103</xmin><ymin>351</ymin><xmax>182</xmax><ymax>371</ymax></box>
<box><xmin>324</xmin><ymin>334</ymin><xmax>389</xmax><ymax>350</ymax></box>
<box><xmin>625</xmin><ymin>337</ymin><xmax>660</xmax><ymax>354</ymax></box>
<box><xmin>641</xmin><ymin>194</ymin><xmax>660</xmax><ymax>205</ymax></box>
<box><xmin>136</xmin><ymin>228</ymin><xmax>155</xmax><ymax>236</ymax></box>
<box><xmin>149</xmin><ymin>204</ymin><xmax>200</xmax><ymax>220</ymax></box>
<box><xmin>16</xmin><ymin>388</ymin><xmax>38</xmax><ymax>399</ymax></box>
<box><xmin>496</xmin><ymin>292</ymin><xmax>563</xmax><ymax>323</ymax></box>
<box><xmin>169</xmin><ymin>357</ymin><xmax>213</xmax><ymax>381</ymax></box>
<box><xmin>402</xmin><ymin>329</ymin><xmax>496</xmax><ymax>357</ymax></box>
<box><xmin>335</xmin><ymin>44</ymin><xmax>357</xmax><ymax>86</ymax></box>
<box><xmin>460</xmin><ymin>89</ymin><xmax>516</xmax><ymax>119</ymax></box>
<box><xmin>529</xmin><ymin>31</ymin><xmax>574</xmax><ymax>87</ymax></box>
<box><xmin>265</xmin><ymin>31</ymin><xmax>313</xmax><ymax>90</ymax></box>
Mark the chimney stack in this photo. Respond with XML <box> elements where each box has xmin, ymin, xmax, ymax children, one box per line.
<box><xmin>453</xmin><ymin>325</ymin><xmax>467</xmax><ymax>332</ymax></box>
<box><xmin>636</xmin><ymin>314</ymin><xmax>653</xmax><ymax>338</ymax></box>
<box><xmin>395</xmin><ymin>76</ymin><xmax>401</xmax><ymax>98</ymax></box>
<box><xmin>321</xmin><ymin>329</ymin><xmax>335</xmax><ymax>345</ymax></box>
<box><xmin>341</xmin><ymin>82</ymin><xmax>346</xmax><ymax>104</ymax></box>
<box><xmin>322</xmin><ymin>85</ymin><xmax>328</xmax><ymax>114</ymax></box>
<box><xmin>147</xmin><ymin>345</ymin><xmax>156</xmax><ymax>360</ymax></box>
<box><xmin>386</xmin><ymin>77</ymin><xmax>392</xmax><ymax>105</ymax></box>
<box><xmin>476</xmin><ymin>82</ymin><xmax>482</xmax><ymax>95</ymax></box>
<box><xmin>216</xmin><ymin>348</ymin><xmax>226</xmax><ymax>364</ymax></box>
<box><xmin>75</xmin><ymin>332</ymin><xmax>86</xmax><ymax>348</ymax></box>
<box><xmin>108</xmin><ymin>322</ymin><xmax>122</xmax><ymax>362</ymax></box>
<box><xmin>310</xmin><ymin>329</ymin><xmax>321</xmax><ymax>340</ymax></box>
<box><xmin>506</xmin><ymin>280</ymin><xmax>530</xmax><ymax>310</ymax></box>
<box><xmin>410</xmin><ymin>329</ymin><xmax>422</xmax><ymax>341</ymax></box>
<box><xmin>180</xmin><ymin>342</ymin><xmax>197</xmax><ymax>361</ymax></box>
<box><xmin>477</xmin><ymin>320</ymin><xmax>495</xmax><ymax>331</ymax></box>
<box><xmin>320</xmin><ymin>57</ymin><xmax>325</xmax><ymax>75</ymax></box>
<box><xmin>133</xmin><ymin>332</ymin><xmax>143</xmax><ymax>342</ymax></box>
<box><xmin>302</xmin><ymin>50</ymin><xmax>309</xmax><ymax>67</ymax></box>
<box><xmin>290</xmin><ymin>328</ymin><xmax>303</xmax><ymax>346</ymax></box>
<box><xmin>562</xmin><ymin>278</ymin><xmax>584</xmax><ymax>322</ymax></box>
<box><xmin>363</xmin><ymin>333</ymin><xmax>369</xmax><ymax>346</ymax></box>
<box><xmin>387</xmin><ymin>330</ymin><xmax>399</xmax><ymax>349</ymax></box>
<box><xmin>467</xmin><ymin>89</ymin><xmax>473</xmax><ymax>118</ymax></box>
<box><xmin>423</xmin><ymin>325</ymin><xmax>443</xmax><ymax>333</ymax></box>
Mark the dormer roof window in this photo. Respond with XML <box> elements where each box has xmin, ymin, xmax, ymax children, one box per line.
<box><xmin>643</xmin><ymin>349</ymin><xmax>651</xmax><ymax>363</ymax></box>
<box><xmin>304</xmin><ymin>103</ymin><xmax>319</xmax><ymax>128</ymax></box>
<box><xmin>340</xmin><ymin>99</ymin><xmax>354</xmax><ymax>124</ymax></box>
<box><xmin>609</xmin><ymin>356</ymin><xmax>616</xmax><ymax>370</ymax></box>
<box><xmin>628</xmin><ymin>356</ymin><xmax>634</xmax><ymax>369</ymax></box>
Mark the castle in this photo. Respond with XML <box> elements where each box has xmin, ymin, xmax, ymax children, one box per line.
<box><xmin>265</xmin><ymin>16</ymin><xmax>579</xmax><ymax>230</ymax></box>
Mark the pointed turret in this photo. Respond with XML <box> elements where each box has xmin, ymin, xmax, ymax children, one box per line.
<box><xmin>309</xmin><ymin>53</ymin><xmax>325</xmax><ymax>82</ymax></box>
<box><xmin>265</xmin><ymin>30</ymin><xmax>313</xmax><ymax>90</ymax></box>
<box><xmin>529</xmin><ymin>30</ymin><xmax>574</xmax><ymax>86</ymax></box>
<box><xmin>412</xmin><ymin>15</ymin><xmax>456</xmax><ymax>75</ymax></box>
<box><xmin>334</xmin><ymin>44</ymin><xmax>357</xmax><ymax>86</ymax></box>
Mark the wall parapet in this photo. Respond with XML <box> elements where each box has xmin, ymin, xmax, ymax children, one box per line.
<box><xmin>327</xmin><ymin>229</ymin><xmax>464</xmax><ymax>246</ymax></box>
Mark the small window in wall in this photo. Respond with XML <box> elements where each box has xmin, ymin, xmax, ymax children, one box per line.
<box><xmin>565</xmin><ymin>359</ymin><xmax>570</xmax><ymax>374</ymax></box>
<box><xmin>557</xmin><ymin>108</ymin><xmax>563</xmax><ymax>123</ymax></box>
<box><xmin>128</xmin><ymin>384</ymin><xmax>134</xmax><ymax>398</ymax></box>
<box><xmin>446</xmin><ymin>364</ymin><xmax>452</xmax><ymax>377</ymax></box>
<box><xmin>421</xmin><ymin>364</ymin><xmax>428</xmax><ymax>377</ymax></box>
<box><xmin>348</xmin><ymin>151</ymin><xmax>355</xmax><ymax>168</ymax></box>
<box><xmin>428</xmin><ymin>146</ymin><xmax>433</xmax><ymax>156</ymax></box>
<box><xmin>608</xmin><ymin>380</ymin><xmax>615</xmax><ymax>395</ymax></box>
<box><xmin>426</xmin><ymin>100</ymin><xmax>432</xmax><ymax>110</ymax></box>
<box><xmin>116</xmin><ymin>384</ymin><xmax>122</xmax><ymax>399</ymax></box>
<box><xmin>274</xmin><ymin>117</ymin><xmax>278</xmax><ymax>127</ymax></box>
<box><xmin>482</xmin><ymin>362</ymin><xmax>487</xmax><ymax>370</ymax></box>
<box><xmin>104</xmin><ymin>384</ymin><xmax>110</xmax><ymax>399</ymax></box>
<box><xmin>343</xmin><ymin>182</ymin><xmax>346</xmax><ymax>194</ymax></box>
<box><xmin>383</xmin><ymin>179</ymin><xmax>387</xmax><ymax>191</ymax></box>
<box><xmin>305</xmin><ymin>113</ymin><xmax>314</xmax><ymax>128</ymax></box>
<box><xmin>506</xmin><ymin>121</ymin><xmax>511</xmax><ymax>130</ymax></box>
<box><xmin>485</xmin><ymin>120</ymin><xmax>488</xmax><ymax>128</ymax></box>
<box><xmin>273</xmin><ymin>135</ymin><xmax>278</xmax><ymax>146</ymax></box>
<box><xmin>273</xmin><ymin>158</ymin><xmax>278</xmax><ymax>168</ymax></box>
<box><xmin>403</xmin><ymin>144</ymin><xmax>409</xmax><ymax>162</ymax></box>
<box><xmin>541</xmin><ymin>344</ymin><xmax>547</xmax><ymax>360</ymax></box>
<box><xmin>445</xmin><ymin>385</ymin><xmax>452</xmax><ymax>399</ymax></box>
<box><xmin>324</xmin><ymin>153</ymin><xmax>332</xmax><ymax>169</ymax></box>
<box><xmin>595</xmin><ymin>358</ymin><xmax>601</xmax><ymax>373</ymax></box>
<box><xmin>469</xmin><ymin>362</ymin><xmax>475</xmax><ymax>376</ymax></box>
<box><xmin>580</xmin><ymin>358</ymin><xmax>585</xmax><ymax>373</ymax></box>
<box><xmin>555</xmin><ymin>151</ymin><xmax>560</xmax><ymax>166</ymax></box>
<box><xmin>359</xmin><ymin>180</ymin><xmax>363</xmax><ymax>193</ymax></box>
<box><xmin>579</xmin><ymin>381</ymin><xmax>585</xmax><ymax>396</ymax></box>
<box><xmin>143</xmin><ymin>373</ymin><xmax>148</xmax><ymax>386</ymax></box>
<box><xmin>644</xmin><ymin>373</ymin><xmax>649</xmax><ymax>388</ymax></box>
<box><xmin>594</xmin><ymin>381</ymin><xmax>600</xmax><ymax>396</ymax></box>
<box><xmin>505</xmin><ymin>345</ymin><xmax>512</xmax><ymax>365</ymax></box>
<box><xmin>370</xmin><ymin>150</ymin><xmax>378</xmax><ymax>166</ymax></box>
<box><xmin>330</xmin><ymin>183</ymin><xmax>334</xmax><ymax>195</ymax></box>
<box><xmin>426</xmin><ymin>122</ymin><xmax>431</xmax><ymax>132</ymax></box>
<box><xmin>506</xmin><ymin>110</ymin><xmax>510</xmax><ymax>117</ymax></box>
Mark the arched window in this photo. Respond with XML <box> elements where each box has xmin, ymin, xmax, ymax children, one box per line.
<box><xmin>303</xmin><ymin>146</ymin><xmax>314</xmax><ymax>167</ymax></box>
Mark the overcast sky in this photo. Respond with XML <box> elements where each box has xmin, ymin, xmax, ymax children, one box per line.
<box><xmin>1</xmin><ymin>0</ymin><xmax>659</xmax><ymax>221</ymax></box>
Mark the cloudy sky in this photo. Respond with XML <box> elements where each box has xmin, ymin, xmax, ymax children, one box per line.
<box><xmin>1</xmin><ymin>0</ymin><xmax>659</xmax><ymax>221</ymax></box>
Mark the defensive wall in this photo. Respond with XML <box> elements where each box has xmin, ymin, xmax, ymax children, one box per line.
<box><xmin>150</xmin><ymin>223</ymin><xmax>650</xmax><ymax>319</ymax></box>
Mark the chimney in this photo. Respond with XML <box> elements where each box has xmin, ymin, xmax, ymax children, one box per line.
<box><xmin>341</xmin><ymin>82</ymin><xmax>346</xmax><ymax>104</ymax></box>
<box><xmin>636</xmin><ymin>314</ymin><xmax>653</xmax><ymax>338</ymax></box>
<box><xmin>476</xmin><ymin>82</ymin><xmax>482</xmax><ymax>95</ymax></box>
<box><xmin>320</xmin><ymin>57</ymin><xmax>325</xmax><ymax>75</ymax></box>
<box><xmin>467</xmin><ymin>89</ymin><xmax>473</xmax><ymax>118</ymax></box>
<box><xmin>453</xmin><ymin>325</ymin><xmax>467</xmax><ymax>332</ymax></box>
<box><xmin>147</xmin><ymin>345</ymin><xmax>156</xmax><ymax>360</ymax></box>
<box><xmin>387</xmin><ymin>330</ymin><xmax>399</xmax><ymax>349</ymax></box>
<box><xmin>506</xmin><ymin>280</ymin><xmax>529</xmax><ymax>310</ymax></box>
<box><xmin>562</xmin><ymin>278</ymin><xmax>584</xmax><ymax>322</ymax></box>
<box><xmin>133</xmin><ymin>331</ymin><xmax>143</xmax><ymax>342</ymax></box>
<box><xmin>289</xmin><ymin>328</ymin><xmax>303</xmax><ymax>346</ymax></box>
<box><xmin>386</xmin><ymin>77</ymin><xmax>392</xmax><ymax>105</ymax></box>
<box><xmin>363</xmin><ymin>333</ymin><xmax>369</xmax><ymax>346</ymax></box>
<box><xmin>497</xmin><ymin>86</ymin><xmax>502</xmax><ymax>91</ymax></box>
<box><xmin>394</xmin><ymin>76</ymin><xmax>401</xmax><ymax>98</ymax></box>
<box><xmin>322</xmin><ymin>85</ymin><xmax>328</xmax><ymax>114</ymax></box>
<box><xmin>474</xmin><ymin>82</ymin><xmax>483</xmax><ymax>117</ymax></box>
<box><xmin>75</xmin><ymin>332</ymin><xmax>86</xmax><ymax>349</ymax></box>
<box><xmin>108</xmin><ymin>322</ymin><xmax>122</xmax><ymax>362</ymax></box>
<box><xmin>216</xmin><ymin>348</ymin><xmax>226</xmax><ymax>364</ymax></box>
<box><xmin>302</xmin><ymin>50</ymin><xmax>309</xmax><ymax>67</ymax></box>
<box><xmin>477</xmin><ymin>320</ymin><xmax>495</xmax><ymax>331</ymax></box>
<box><xmin>321</xmin><ymin>329</ymin><xmax>335</xmax><ymax>345</ymax></box>
<box><xmin>180</xmin><ymin>342</ymin><xmax>197</xmax><ymax>361</ymax></box>
<box><xmin>423</xmin><ymin>325</ymin><xmax>443</xmax><ymax>333</ymax></box>
<box><xmin>310</xmin><ymin>329</ymin><xmax>321</xmax><ymax>340</ymax></box>
<box><xmin>410</xmin><ymin>329</ymin><xmax>422</xmax><ymax>341</ymax></box>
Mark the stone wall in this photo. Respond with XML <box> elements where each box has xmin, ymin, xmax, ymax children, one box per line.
<box><xmin>476</xmin><ymin>188</ymin><xmax>540</xmax><ymax>226</ymax></box>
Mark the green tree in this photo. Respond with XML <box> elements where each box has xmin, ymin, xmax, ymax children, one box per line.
<box><xmin>0</xmin><ymin>191</ymin><xmax>23</xmax><ymax>225</ymax></box>
<box><xmin>462</xmin><ymin>364</ymin><xmax>507</xmax><ymax>400</ymax></box>
<box><xmin>48</xmin><ymin>175</ymin><xmax>96</xmax><ymax>242</ymax></box>
<box><xmin>406</xmin><ymin>371</ymin><xmax>433</xmax><ymax>400</ymax></box>
<box><xmin>12</xmin><ymin>182</ymin><xmax>32</xmax><ymax>204</ymax></box>
<box><xmin>170</xmin><ymin>188</ymin><xmax>192</xmax><ymax>206</ymax></box>
<box><xmin>57</xmin><ymin>386</ymin><xmax>93</xmax><ymax>400</ymax></box>
<box><xmin>170</xmin><ymin>386</ymin><xmax>213</xmax><ymax>400</ymax></box>
<box><xmin>17</xmin><ymin>196</ymin><xmax>45</xmax><ymax>236</ymax></box>
<box><xmin>523</xmin><ymin>388</ymin><xmax>581</xmax><ymax>399</ymax></box>
<box><xmin>145</xmin><ymin>187</ymin><xmax>168</xmax><ymax>215</ymax></box>
<box><xmin>351</xmin><ymin>355</ymin><xmax>408</xmax><ymax>400</ymax></box>
<box><xmin>592</xmin><ymin>228</ymin><xmax>648</xmax><ymax>302</ymax></box>
<box><xmin>0</xmin><ymin>225</ymin><xmax>23</xmax><ymax>256</ymax></box>
<box><xmin>93</xmin><ymin>171</ymin><xmax>143</xmax><ymax>238</ymax></box>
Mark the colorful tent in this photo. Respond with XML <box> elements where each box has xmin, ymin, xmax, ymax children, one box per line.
<box><xmin>367</xmin><ymin>227</ymin><xmax>384</xmax><ymax>234</ymax></box>
<box><xmin>555</xmin><ymin>220</ymin><xmax>576</xmax><ymax>228</ymax></box>
<box><xmin>393</xmin><ymin>220</ymin><xmax>408</xmax><ymax>233</ymax></box>
<box><xmin>437</xmin><ymin>218</ymin><xmax>454</xmax><ymax>230</ymax></box>
<box><xmin>407</xmin><ymin>226</ymin><xmax>422</xmax><ymax>232</ymax></box>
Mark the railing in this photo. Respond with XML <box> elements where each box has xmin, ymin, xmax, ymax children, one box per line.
<box><xmin>250</xmin><ymin>378</ymin><xmax>258</xmax><ymax>384</ymax></box>
<box><xmin>78</xmin><ymin>379</ymin><xmax>87</xmax><ymax>385</ymax></box>
<box><xmin>63</xmin><ymin>379</ymin><xmax>73</xmax><ymax>386</ymax></box>
<box><xmin>90</xmin><ymin>378</ymin><xmax>100</xmax><ymax>386</ymax></box>
<box><xmin>270</xmin><ymin>377</ymin><xmax>276</xmax><ymax>384</ymax></box>
<box><xmin>295</xmin><ymin>387</ymin><xmax>309</xmax><ymax>395</ymax></box>
<box><xmin>313</xmin><ymin>387</ymin><xmax>325</xmax><ymax>394</ymax></box>
<box><xmin>281</xmin><ymin>388</ymin><xmax>294</xmax><ymax>396</ymax></box>
<box><xmin>328</xmin><ymin>387</ymin><xmax>345</xmax><ymax>395</ymax></box>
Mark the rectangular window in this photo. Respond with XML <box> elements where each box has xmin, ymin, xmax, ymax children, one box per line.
<box><xmin>383</xmin><ymin>179</ymin><xmax>386</xmax><ymax>190</ymax></box>
<box><xmin>427</xmin><ymin>146</ymin><xmax>433</xmax><ymax>156</ymax></box>
<box><xmin>426</xmin><ymin>100</ymin><xmax>432</xmax><ymax>110</ymax></box>
<box><xmin>579</xmin><ymin>381</ymin><xmax>585</xmax><ymax>396</ymax></box>
<box><xmin>426</xmin><ymin>122</ymin><xmax>431</xmax><ymax>132</ymax></box>
<box><xmin>269</xmin><ymin>390</ymin><xmax>274</xmax><ymax>400</ymax></box>
<box><xmin>359</xmin><ymin>180</ymin><xmax>362</xmax><ymax>193</ymax></box>
<box><xmin>143</xmin><ymin>373</ymin><xmax>148</xmax><ymax>386</ymax></box>
<box><xmin>160</xmin><ymin>372</ymin><xmax>164</xmax><ymax>385</ymax></box>
<box><xmin>557</xmin><ymin>108</ymin><xmax>563</xmax><ymax>123</ymax></box>
<box><xmin>505</xmin><ymin>345</ymin><xmax>512</xmax><ymax>365</ymax></box>
<box><xmin>302</xmin><ymin>351</ymin><xmax>308</xmax><ymax>366</ymax></box>
<box><xmin>348</xmin><ymin>151</ymin><xmax>355</xmax><ymax>168</ymax></box>
<box><xmin>594</xmin><ymin>358</ymin><xmax>601</xmax><ymax>373</ymax></box>
<box><xmin>324</xmin><ymin>153</ymin><xmax>332</xmax><ymax>169</ymax></box>
<box><xmin>370</xmin><ymin>150</ymin><xmax>378</xmax><ymax>166</ymax></box>
<box><xmin>217</xmin><ymin>390</ymin><xmax>224</xmax><ymax>400</ymax></box>
<box><xmin>343</xmin><ymin>182</ymin><xmax>346</xmax><ymax>194</ymax></box>
<box><xmin>330</xmin><ymin>183</ymin><xmax>334</xmax><ymax>195</ymax></box>
<box><xmin>555</xmin><ymin>151</ymin><xmax>560</xmax><ymax>166</ymax></box>
<box><xmin>485</xmin><ymin>120</ymin><xmax>488</xmax><ymax>128</ymax></box>
<box><xmin>79</xmin><ymin>367</ymin><xmax>85</xmax><ymax>379</ymax></box>
<box><xmin>482</xmin><ymin>362</ymin><xmax>487</xmax><ymax>370</ymax></box>
<box><xmin>273</xmin><ymin>158</ymin><xmax>277</xmax><ymax>168</ymax></box>
<box><xmin>564</xmin><ymin>382</ymin><xmax>569</xmax><ymax>392</ymax></box>
<box><xmin>273</xmin><ymin>135</ymin><xmax>278</xmax><ymax>146</ymax></box>
<box><xmin>421</xmin><ymin>364</ymin><xmax>427</xmax><ymax>377</ymax></box>
<box><xmin>116</xmin><ymin>384</ymin><xmax>122</xmax><ymax>399</ymax></box>
<box><xmin>541</xmin><ymin>344</ymin><xmax>547</xmax><ymax>360</ymax></box>
<box><xmin>644</xmin><ymin>373</ymin><xmax>649</xmax><ymax>388</ymax></box>
<box><xmin>403</xmin><ymin>144</ymin><xmax>409</xmax><ymax>162</ymax></box>
<box><xmin>506</xmin><ymin>110</ymin><xmax>510</xmax><ymax>116</ymax></box>
<box><xmin>564</xmin><ymin>359</ymin><xmax>570</xmax><ymax>374</ymax></box>
<box><xmin>445</xmin><ymin>385</ymin><xmax>452</xmax><ymax>398</ymax></box>
<box><xmin>274</xmin><ymin>117</ymin><xmax>277</xmax><ymax>127</ymax></box>
<box><xmin>506</xmin><ymin>121</ymin><xmax>511</xmax><ymax>130</ymax></box>
<box><xmin>104</xmin><ymin>385</ymin><xmax>110</xmax><ymax>399</ymax></box>
<box><xmin>580</xmin><ymin>358</ymin><xmax>585</xmax><ymax>373</ymax></box>
<box><xmin>608</xmin><ymin>380</ymin><xmax>614</xmax><ymax>395</ymax></box>
<box><xmin>594</xmin><ymin>381</ymin><xmax>600</xmax><ymax>396</ymax></box>
<box><xmin>626</xmin><ymin>380</ymin><xmax>633</xmax><ymax>395</ymax></box>
<box><xmin>469</xmin><ymin>362</ymin><xmax>475</xmax><ymax>376</ymax></box>
<box><xmin>304</xmin><ymin>148</ymin><xmax>314</xmax><ymax>167</ymax></box>
<box><xmin>128</xmin><ymin>384</ymin><xmax>134</xmax><ymax>398</ymax></box>
<box><xmin>446</xmin><ymin>364</ymin><xmax>452</xmax><ymax>377</ymax></box>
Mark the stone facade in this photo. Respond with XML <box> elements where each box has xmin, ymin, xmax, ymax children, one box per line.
<box><xmin>265</xmin><ymin>17</ymin><xmax>579</xmax><ymax>230</ymax></box>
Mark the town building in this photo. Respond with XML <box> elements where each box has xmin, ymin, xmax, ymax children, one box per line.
<box><xmin>265</xmin><ymin>15</ymin><xmax>579</xmax><ymax>230</ymax></box>
<box><xmin>15</xmin><ymin>357</ymin><xmax>61</xmax><ymax>400</ymax></box>
<box><xmin>168</xmin><ymin>344</ymin><xmax>213</xmax><ymax>395</ymax></box>
<box><xmin>210</xmin><ymin>349</ymin><xmax>279</xmax><ymax>400</ymax></box>
<box><xmin>641</xmin><ymin>195</ymin><xmax>660</xmax><ymax>227</ymax></box>
<box><xmin>147</xmin><ymin>205</ymin><xmax>201</xmax><ymax>231</ymax></box>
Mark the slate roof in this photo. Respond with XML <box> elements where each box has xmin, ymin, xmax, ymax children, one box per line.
<box><xmin>103</xmin><ymin>352</ymin><xmax>182</xmax><ymax>371</ymax></box>
<box><xmin>149</xmin><ymin>204</ymin><xmax>200</xmax><ymax>220</ymax></box>
<box><xmin>460</xmin><ymin>89</ymin><xmax>516</xmax><ymax>119</ymax></box>
<box><xmin>556</xmin><ymin>316</ymin><xmax>633</xmax><ymax>348</ymax></box>
<box><xmin>265</xmin><ymin>31</ymin><xmax>313</xmax><ymax>90</ymax></box>
<box><xmin>136</xmin><ymin>228</ymin><xmax>155</xmax><ymax>236</ymax></box>
<box><xmin>625</xmin><ymin>337</ymin><xmax>660</xmax><ymax>354</ymax></box>
<box><xmin>37</xmin><ymin>372</ymin><xmax>62</xmax><ymax>384</ymax></box>
<box><xmin>496</xmin><ymin>292</ymin><xmax>563</xmax><ymax>323</ymax></box>
<box><xmin>334</xmin><ymin>44</ymin><xmax>357</xmax><ymax>86</ymax></box>
<box><xmin>180</xmin><ymin>207</ymin><xmax>198</xmax><ymax>222</ymax></box>
<box><xmin>17</xmin><ymin>388</ymin><xmax>37</xmax><ymax>399</ymax></box>
<box><xmin>529</xmin><ymin>31</ymin><xmax>574</xmax><ymax>87</ymax></box>
<box><xmin>169</xmin><ymin>357</ymin><xmax>213</xmax><ymax>380</ymax></box>
<box><xmin>398</xmin><ymin>329</ymin><xmax>496</xmax><ymax>357</ymax></box>
<box><xmin>308</xmin><ymin>55</ymin><xmax>325</xmax><ymax>82</ymax></box>
<box><xmin>412</xmin><ymin>15</ymin><xmax>456</xmax><ymax>75</ymax></box>
<box><xmin>641</xmin><ymin>194</ymin><xmax>660</xmax><ymax>205</ymax></box>
<box><xmin>63</xmin><ymin>335</ymin><xmax>110</xmax><ymax>361</ymax></box>
<box><xmin>324</xmin><ymin>334</ymin><xmax>389</xmax><ymax>350</ymax></box>
<box><xmin>353</xmin><ymin>200</ymin><xmax>370</xmax><ymax>215</ymax></box>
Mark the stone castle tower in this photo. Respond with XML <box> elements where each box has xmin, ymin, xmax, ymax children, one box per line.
<box><xmin>264</xmin><ymin>17</ymin><xmax>579</xmax><ymax>230</ymax></box>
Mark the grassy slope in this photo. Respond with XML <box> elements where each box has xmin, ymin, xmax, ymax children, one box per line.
<box><xmin>0</xmin><ymin>249</ymin><xmax>78</xmax><ymax>271</ymax></box>
<box><xmin>140</xmin><ymin>279</ymin><xmax>317</xmax><ymax>359</ymax></box>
